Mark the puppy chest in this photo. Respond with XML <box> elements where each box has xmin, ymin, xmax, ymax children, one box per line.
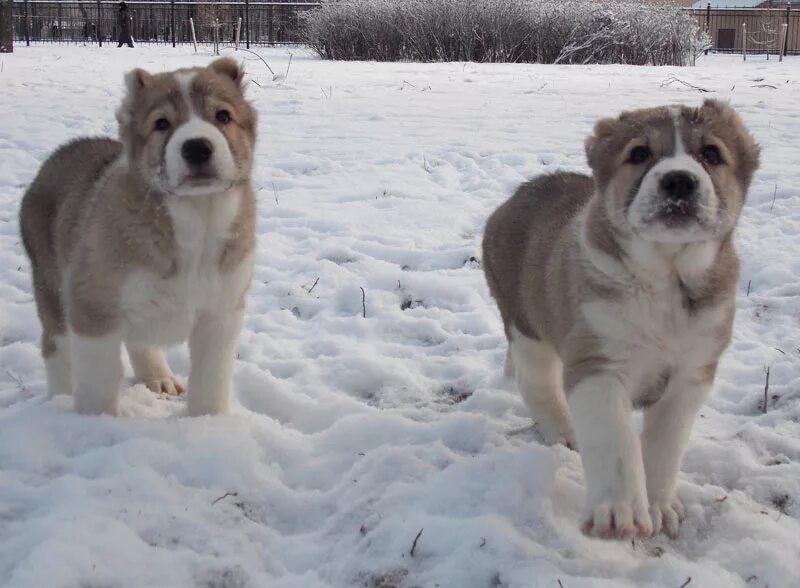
<box><xmin>582</xmin><ymin>292</ymin><xmax>722</xmax><ymax>368</ymax></box>
<box><xmin>119</xmin><ymin>265</ymin><xmax>229</xmax><ymax>343</ymax></box>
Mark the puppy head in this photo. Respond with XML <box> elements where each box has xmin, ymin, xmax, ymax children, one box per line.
<box><xmin>585</xmin><ymin>100</ymin><xmax>759</xmax><ymax>244</ymax></box>
<box><xmin>116</xmin><ymin>58</ymin><xmax>257</xmax><ymax>196</ymax></box>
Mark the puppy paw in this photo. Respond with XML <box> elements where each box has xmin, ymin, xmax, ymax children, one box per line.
<box><xmin>582</xmin><ymin>493</ymin><xmax>653</xmax><ymax>540</ymax></box>
<box><xmin>143</xmin><ymin>376</ymin><xmax>185</xmax><ymax>396</ymax></box>
<box><xmin>649</xmin><ymin>496</ymin><xmax>685</xmax><ymax>539</ymax></box>
<box><xmin>534</xmin><ymin>421</ymin><xmax>577</xmax><ymax>451</ymax></box>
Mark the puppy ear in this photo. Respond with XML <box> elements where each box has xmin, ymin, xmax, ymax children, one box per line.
<box><xmin>699</xmin><ymin>99</ymin><xmax>760</xmax><ymax>184</ymax></box>
<box><xmin>584</xmin><ymin>117</ymin><xmax>617</xmax><ymax>170</ymax></box>
<box><xmin>116</xmin><ymin>68</ymin><xmax>152</xmax><ymax>126</ymax></box>
<box><xmin>209</xmin><ymin>58</ymin><xmax>246</xmax><ymax>89</ymax></box>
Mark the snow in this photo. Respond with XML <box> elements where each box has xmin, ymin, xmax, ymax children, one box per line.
<box><xmin>1</xmin><ymin>45</ymin><xmax>799</xmax><ymax>588</ymax></box>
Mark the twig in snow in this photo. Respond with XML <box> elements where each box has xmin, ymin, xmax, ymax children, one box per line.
<box><xmin>678</xmin><ymin>578</ymin><xmax>692</xmax><ymax>588</ymax></box>
<box><xmin>401</xmin><ymin>79</ymin><xmax>417</xmax><ymax>90</ymax></box>
<box><xmin>306</xmin><ymin>277</ymin><xmax>320</xmax><ymax>295</ymax></box>
<box><xmin>221</xmin><ymin>46</ymin><xmax>274</xmax><ymax>75</ymax></box>
<box><xmin>410</xmin><ymin>528</ymin><xmax>424</xmax><ymax>557</ymax></box>
<box><xmin>212</xmin><ymin>491</ymin><xmax>239</xmax><ymax>505</ymax></box>
<box><xmin>752</xmin><ymin>84</ymin><xmax>777</xmax><ymax>90</ymax></box>
<box><xmin>660</xmin><ymin>75</ymin><xmax>711</xmax><ymax>93</ymax></box>
<box><xmin>279</xmin><ymin>53</ymin><xmax>293</xmax><ymax>81</ymax></box>
<box><xmin>746</xmin><ymin>280</ymin><xmax>751</xmax><ymax>297</ymax></box>
<box><xmin>251</xmin><ymin>79</ymin><xmax>264</xmax><ymax>88</ymax></box>
<box><xmin>770</xmin><ymin>184</ymin><xmax>777</xmax><ymax>211</ymax></box>
<box><xmin>272</xmin><ymin>182</ymin><xmax>279</xmax><ymax>205</ymax></box>
<box><xmin>557</xmin><ymin>580</ymin><xmax>564</xmax><ymax>588</ymax></box>
<box><xmin>762</xmin><ymin>366</ymin><xmax>770</xmax><ymax>414</ymax></box>
<box><xmin>775</xmin><ymin>348</ymin><xmax>786</xmax><ymax>355</ymax></box>
<box><xmin>360</xmin><ymin>287</ymin><xmax>366</xmax><ymax>318</ymax></box>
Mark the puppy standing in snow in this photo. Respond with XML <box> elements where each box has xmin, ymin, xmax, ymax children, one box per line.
<box><xmin>20</xmin><ymin>58</ymin><xmax>257</xmax><ymax>416</ymax></box>
<box><xmin>482</xmin><ymin>100</ymin><xmax>759</xmax><ymax>538</ymax></box>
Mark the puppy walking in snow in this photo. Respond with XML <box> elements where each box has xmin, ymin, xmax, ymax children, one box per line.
<box><xmin>482</xmin><ymin>100</ymin><xmax>759</xmax><ymax>538</ymax></box>
<box><xmin>20</xmin><ymin>58</ymin><xmax>257</xmax><ymax>416</ymax></box>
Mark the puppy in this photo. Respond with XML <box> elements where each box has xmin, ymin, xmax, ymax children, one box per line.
<box><xmin>482</xmin><ymin>100</ymin><xmax>759</xmax><ymax>538</ymax></box>
<box><xmin>20</xmin><ymin>58</ymin><xmax>258</xmax><ymax>416</ymax></box>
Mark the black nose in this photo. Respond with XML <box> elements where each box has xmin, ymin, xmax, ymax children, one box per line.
<box><xmin>660</xmin><ymin>171</ymin><xmax>698</xmax><ymax>200</ymax></box>
<box><xmin>181</xmin><ymin>138</ymin><xmax>213</xmax><ymax>165</ymax></box>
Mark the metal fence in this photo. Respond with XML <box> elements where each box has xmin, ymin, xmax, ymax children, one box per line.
<box><xmin>11</xmin><ymin>0</ymin><xmax>320</xmax><ymax>46</ymax></box>
<box><xmin>686</xmin><ymin>5</ymin><xmax>798</xmax><ymax>55</ymax></box>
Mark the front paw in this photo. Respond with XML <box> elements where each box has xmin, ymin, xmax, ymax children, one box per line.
<box><xmin>143</xmin><ymin>376</ymin><xmax>185</xmax><ymax>396</ymax></box>
<box><xmin>649</xmin><ymin>495</ymin><xmax>685</xmax><ymax>538</ymax></box>
<box><xmin>582</xmin><ymin>488</ymin><xmax>653</xmax><ymax>540</ymax></box>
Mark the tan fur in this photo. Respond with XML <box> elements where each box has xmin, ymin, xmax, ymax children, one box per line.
<box><xmin>20</xmin><ymin>58</ymin><xmax>258</xmax><ymax>415</ymax></box>
<box><xmin>483</xmin><ymin>99</ymin><xmax>759</xmax><ymax>538</ymax></box>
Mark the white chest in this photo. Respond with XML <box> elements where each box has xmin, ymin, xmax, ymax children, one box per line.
<box><xmin>119</xmin><ymin>190</ymin><xmax>252</xmax><ymax>345</ymax></box>
<box><xmin>581</xmin><ymin>285</ymin><xmax>726</xmax><ymax>394</ymax></box>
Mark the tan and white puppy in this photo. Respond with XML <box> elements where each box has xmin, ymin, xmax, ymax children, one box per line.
<box><xmin>483</xmin><ymin>100</ymin><xmax>759</xmax><ymax>539</ymax></box>
<box><xmin>20</xmin><ymin>58</ymin><xmax>257</xmax><ymax>417</ymax></box>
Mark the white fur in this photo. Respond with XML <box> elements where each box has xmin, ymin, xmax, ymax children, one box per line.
<box><xmin>641</xmin><ymin>374</ymin><xmax>711</xmax><ymax>537</ymax></box>
<box><xmin>164</xmin><ymin>118</ymin><xmax>238</xmax><ymax>196</ymax></box>
<box><xmin>187</xmin><ymin>309</ymin><xmax>244</xmax><ymax>416</ymax></box>
<box><xmin>117</xmin><ymin>187</ymin><xmax>252</xmax><ymax>416</ymax></box>
<box><xmin>127</xmin><ymin>344</ymin><xmax>182</xmax><ymax>395</ymax></box>
<box><xmin>70</xmin><ymin>332</ymin><xmax>123</xmax><ymax>415</ymax></box>
<box><xmin>509</xmin><ymin>326</ymin><xmax>575</xmax><ymax>447</ymax></box>
<box><xmin>120</xmin><ymin>188</ymin><xmax>249</xmax><ymax>345</ymax></box>
<box><xmin>45</xmin><ymin>335</ymin><xmax>71</xmax><ymax>398</ymax></box>
<box><xmin>568</xmin><ymin>374</ymin><xmax>652</xmax><ymax>537</ymax></box>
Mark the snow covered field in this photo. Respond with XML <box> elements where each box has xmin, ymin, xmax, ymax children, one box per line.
<box><xmin>0</xmin><ymin>46</ymin><xmax>799</xmax><ymax>588</ymax></box>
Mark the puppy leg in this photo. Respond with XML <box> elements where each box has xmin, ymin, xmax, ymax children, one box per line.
<box><xmin>641</xmin><ymin>367</ymin><xmax>713</xmax><ymax>538</ymax></box>
<box><xmin>70</xmin><ymin>331</ymin><xmax>123</xmax><ymax>415</ymax></box>
<box><xmin>44</xmin><ymin>333</ymin><xmax>71</xmax><ymax>398</ymax></box>
<box><xmin>510</xmin><ymin>329</ymin><xmax>575</xmax><ymax>448</ymax></box>
<box><xmin>127</xmin><ymin>344</ymin><xmax>184</xmax><ymax>396</ymax></box>
<box><xmin>186</xmin><ymin>310</ymin><xmax>243</xmax><ymax>416</ymax></box>
<box><xmin>568</xmin><ymin>373</ymin><xmax>652</xmax><ymax>539</ymax></box>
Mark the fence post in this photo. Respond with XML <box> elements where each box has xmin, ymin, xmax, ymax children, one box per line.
<box><xmin>96</xmin><ymin>0</ymin><xmax>101</xmax><ymax>46</ymax></box>
<box><xmin>705</xmin><ymin>2</ymin><xmax>711</xmax><ymax>55</ymax></box>
<box><xmin>742</xmin><ymin>22</ymin><xmax>746</xmax><ymax>61</ymax></box>
<box><xmin>0</xmin><ymin>0</ymin><xmax>12</xmax><ymax>52</ymax></box>
<box><xmin>189</xmin><ymin>16</ymin><xmax>197</xmax><ymax>52</ymax></box>
<box><xmin>785</xmin><ymin>2</ymin><xmax>791</xmax><ymax>57</ymax></box>
<box><xmin>214</xmin><ymin>17</ymin><xmax>219</xmax><ymax>55</ymax></box>
<box><xmin>235</xmin><ymin>16</ymin><xmax>241</xmax><ymax>50</ymax></box>
<box><xmin>779</xmin><ymin>22</ymin><xmax>788</xmax><ymax>61</ymax></box>
<box><xmin>245</xmin><ymin>0</ymin><xmax>249</xmax><ymax>49</ymax></box>
<box><xmin>170</xmin><ymin>0</ymin><xmax>175</xmax><ymax>47</ymax></box>
<box><xmin>24</xmin><ymin>0</ymin><xmax>29</xmax><ymax>46</ymax></box>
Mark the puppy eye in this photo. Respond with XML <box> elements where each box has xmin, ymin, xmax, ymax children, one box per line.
<box><xmin>216</xmin><ymin>110</ymin><xmax>231</xmax><ymax>124</ymax></box>
<box><xmin>629</xmin><ymin>146</ymin><xmax>651</xmax><ymax>165</ymax></box>
<box><xmin>702</xmin><ymin>145</ymin><xmax>722</xmax><ymax>166</ymax></box>
<box><xmin>154</xmin><ymin>118</ymin><xmax>171</xmax><ymax>132</ymax></box>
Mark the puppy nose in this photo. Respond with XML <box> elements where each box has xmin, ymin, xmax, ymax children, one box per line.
<box><xmin>181</xmin><ymin>138</ymin><xmax>213</xmax><ymax>165</ymax></box>
<box><xmin>660</xmin><ymin>171</ymin><xmax>698</xmax><ymax>200</ymax></box>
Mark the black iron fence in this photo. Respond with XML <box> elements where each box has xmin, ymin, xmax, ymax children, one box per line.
<box><xmin>11</xmin><ymin>0</ymin><xmax>319</xmax><ymax>46</ymax></box>
<box><xmin>686</xmin><ymin>5</ymin><xmax>798</xmax><ymax>55</ymax></box>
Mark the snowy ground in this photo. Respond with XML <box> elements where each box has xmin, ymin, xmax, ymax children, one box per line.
<box><xmin>0</xmin><ymin>46</ymin><xmax>799</xmax><ymax>588</ymax></box>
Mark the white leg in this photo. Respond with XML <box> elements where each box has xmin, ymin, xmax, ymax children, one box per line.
<box><xmin>186</xmin><ymin>310</ymin><xmax>243</xmax><ymax>416</ymax></box>
<box><xmin>568</xmin><ymin>373</ymin><xmax>652</xmax><ymax>539</ymax></box>
<box><xmin>45</xmin><ymin>335</ymin><xmax>71</xmax><ymax>398</ymax></box>
<box><xmin>70</xmin><ymin>331</ymin><xmax>123</xmax><ymax>415</ymax></box>
<box><xmin>641</xmin><ymin>371</ymin><xmax>712</xmax><ymax>538</ymax></box>
<box><xmin>510</xmin><ymin>330</ymin><xmax>575</xmax><ymax>448</ymax></box>
<box><xmin>126</xmin><ymin>344</ymin><xmax>184</xmax><ymax>396</ymax></box>
<box><xmin>503</xmin><ymin>346</ymin><xmax>515</xmax><ymax>379</ymax></box>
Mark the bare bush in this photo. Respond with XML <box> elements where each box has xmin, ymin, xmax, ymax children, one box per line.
<box><xmin>303</xmin><ymin>0</ymin><xmax>704</xmax><ymax>66</ymax></box>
